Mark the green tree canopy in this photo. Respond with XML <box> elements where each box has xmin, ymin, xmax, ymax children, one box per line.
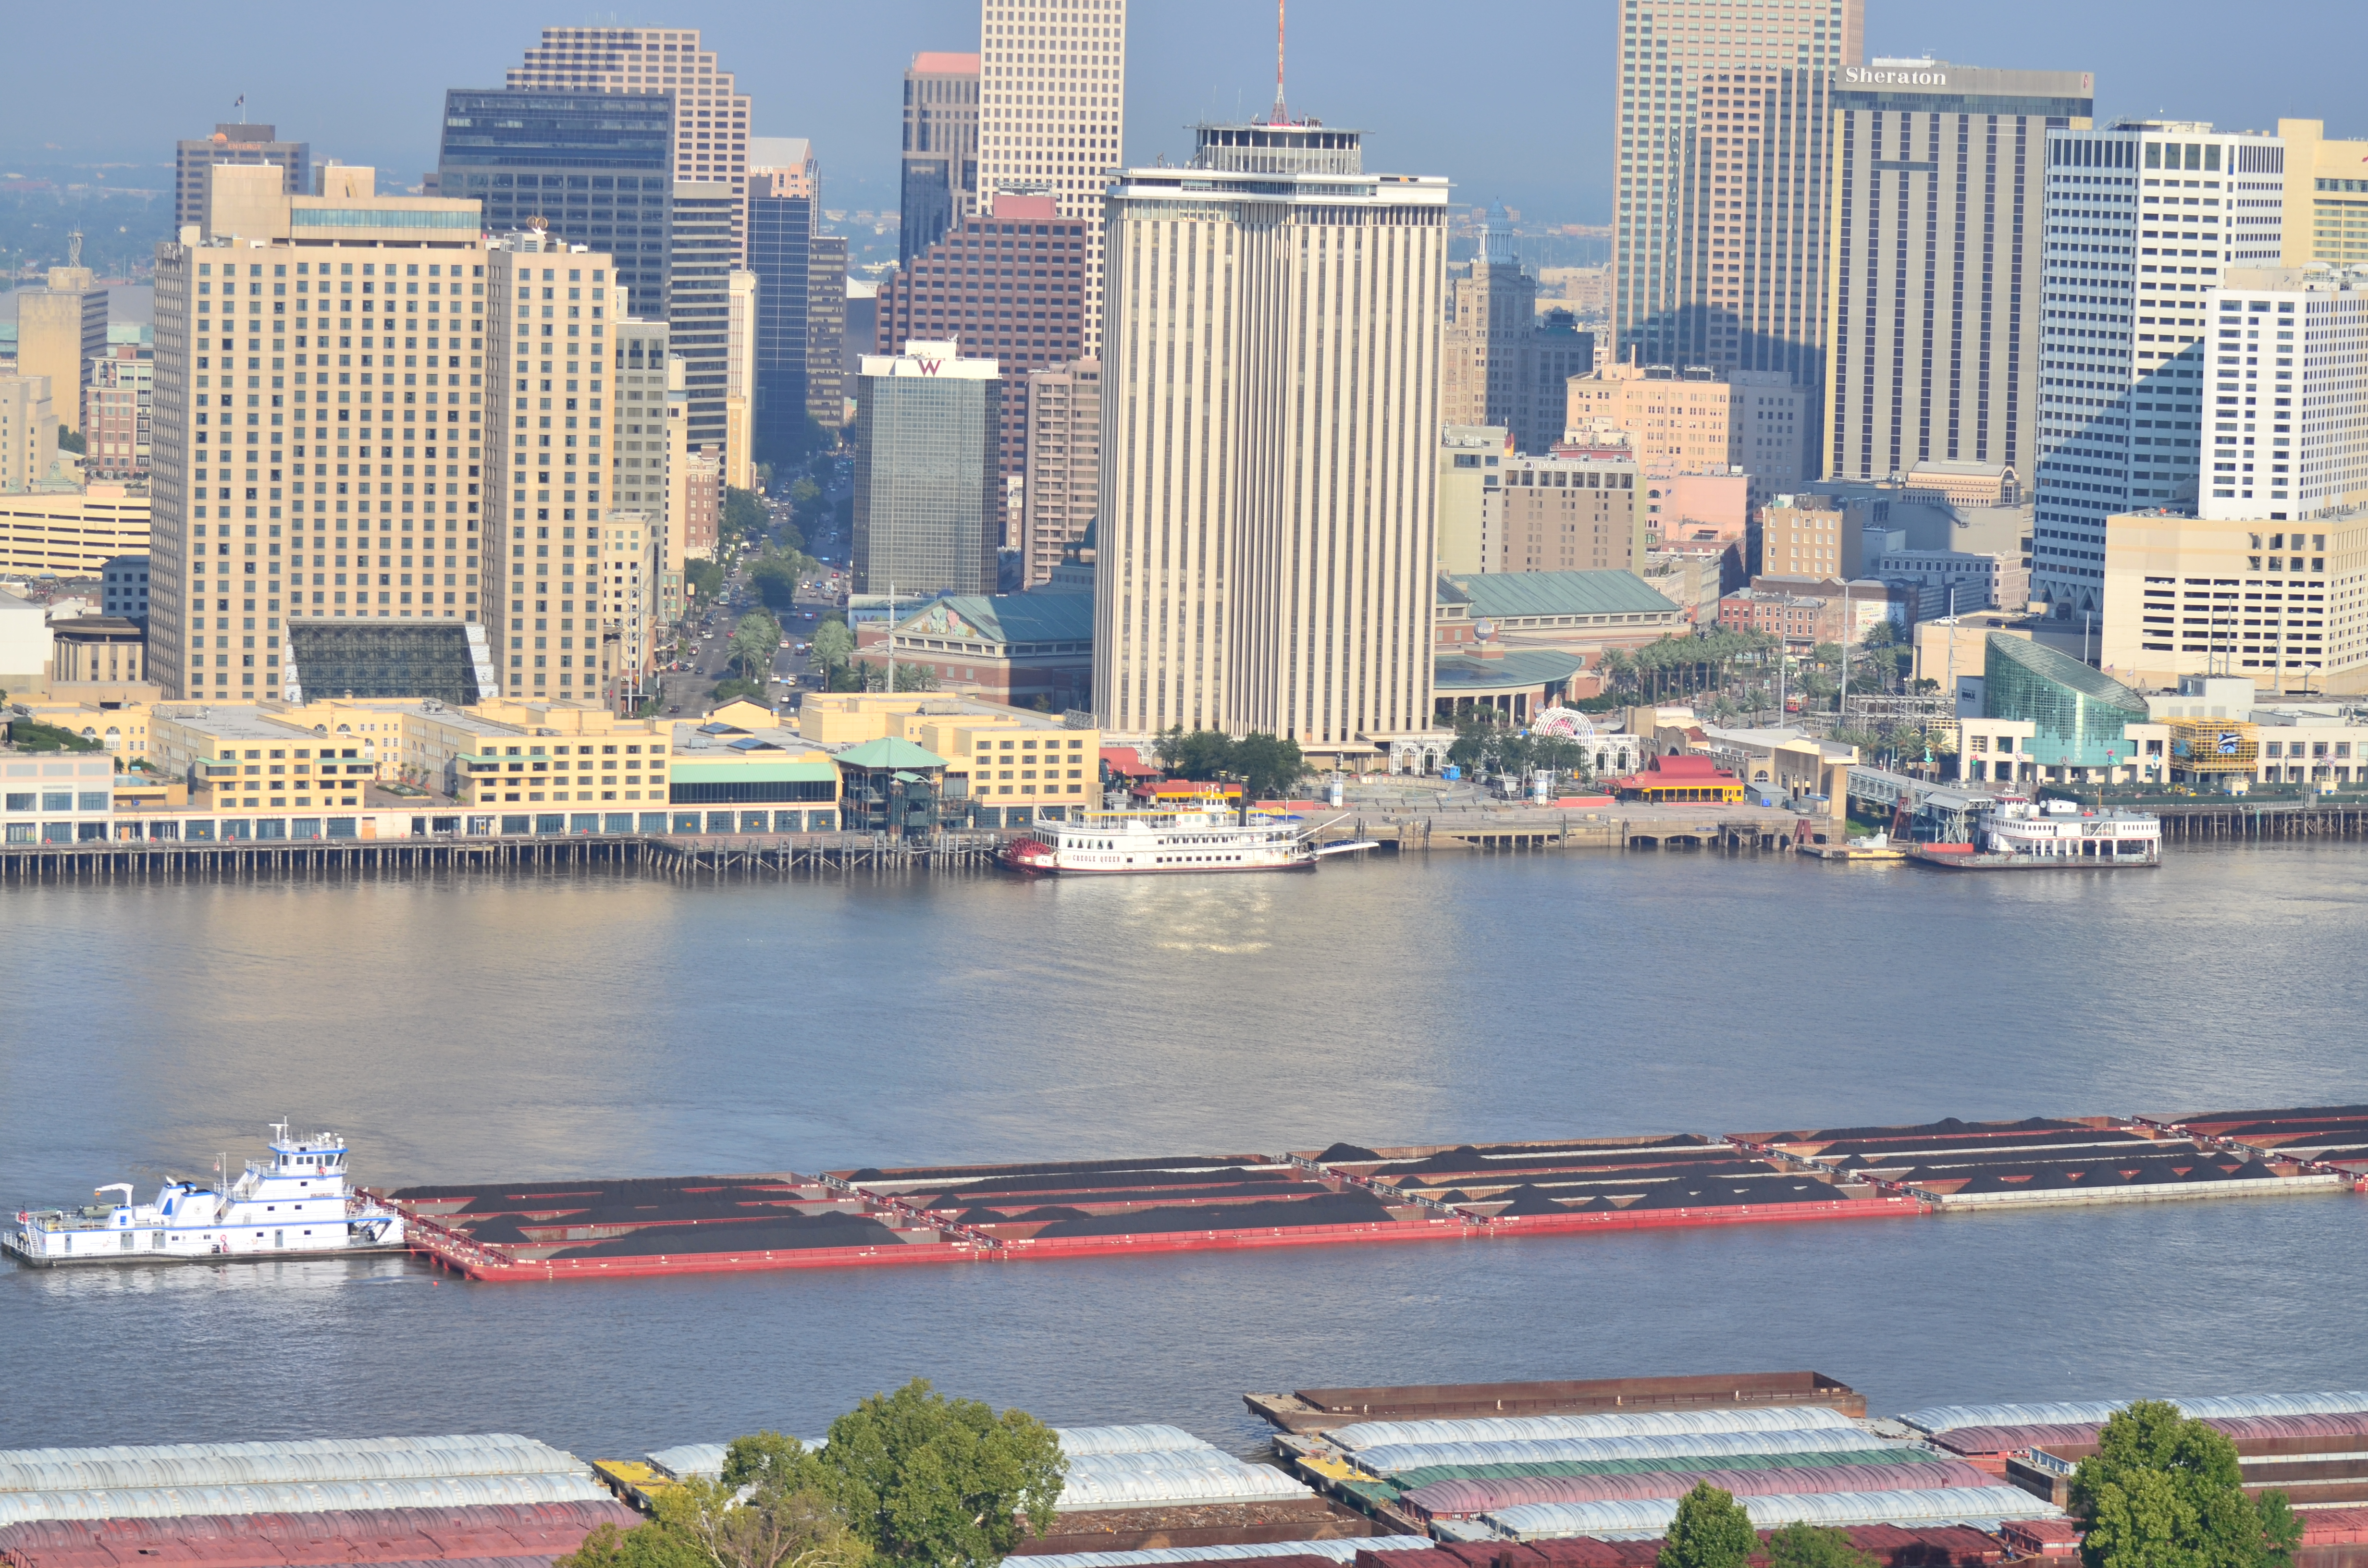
<box><xmin>728</xmin><ymin>611</ymin><xmax>785</xmax><ymax>681</ymax></box>
<box><xmin>2073</xmin><ymin>1401</ymin><xmax>2300</xmax><ymax>1568</ymax></box>
<box><xmin>752</xmin><ymin>549</ymin><xmax>817</xmax><ymax>611</ymax></box>
<box><xmin>724</xmin><ymin>487</ymin><xmax>770</xmax><ymax>546</ymax></box>
<box><xmin>1765</xmin><ymin>1521</ymin><xmax>1874</xmax><ymax>1568</ymax></box>
<box><xmin>687</xmin><ymin>559</ymin><xmax>727</xmax><ymax>602</ymax></box>
<box><xmin>1150</xmin><ymin>728</ymin><xmax>1303</xmax><ymax>799</ymax></box>
<box><xmin>820</xmin><ymin>1378</ymin><xmax>1065</xmax><ymax>1568</ymax></box>
<box><xmin>811</xmin><ymin>619</ymin><xmax>855</xmax><ymax>674</ymax></box>
<box><xmin>1658</xmin><ymin>1483</ymin><xmax>1758</xmax><ymax>1568</ymax></box>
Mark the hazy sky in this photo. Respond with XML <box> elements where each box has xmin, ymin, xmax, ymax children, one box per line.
<box><xmin>5</xmin><ymin>0</ymin><xmax>2363</xmax><ymax>226</ymax></box>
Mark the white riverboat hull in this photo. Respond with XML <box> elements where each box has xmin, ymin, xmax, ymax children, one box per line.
<box><xmin>1018</xmin><ymin>798</ymin><xmax>1347</xmax><ymax>874</ymax></box>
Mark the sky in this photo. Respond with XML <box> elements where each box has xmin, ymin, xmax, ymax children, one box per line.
<box><xmin>3</xmin><ymin>0</ymin><xmax>2364</xmax><ymax>232</ymax></box>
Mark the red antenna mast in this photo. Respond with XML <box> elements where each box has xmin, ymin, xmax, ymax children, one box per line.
<box><xmin>1271</xmin><ymin>0</ymin><xmax>1288</xmax><ymax>124</ymax></box>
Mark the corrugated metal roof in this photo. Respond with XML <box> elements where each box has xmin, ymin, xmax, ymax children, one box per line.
<box><xmin>0</xmin><ymin>1473</ymin><xmax>610</xmax><ymax>1529</ymax></box>
<box><xmin>1053</xmin><ymin>1427</ymin><xmax>1209</xmax><ymax>1458</ymax></box>
<box><xmin>1055</xmin><ymin>1453</ymin><xmax>1310</xmax><ymax>1511</ymax></box>
<box><xmin>1447</xmin><ymin>572</ymin><xmax>1679</xmax><ymax>621</ymax></box>
<box><xmin>1900</xmin><ymin>1391</ymin><xmax>2368</xmax><ymax>1435</ymax></box>
<box><xmin>1484</xmin><ymin>1484</ymin><xmax>2061</xmax><ymax>1542</ymax></box>
<box><xmin>1351</xmin><ymin>1427</ymin><xmax>1883</xmax><ymax>1476</ymax></box>
<box><xmin>0</xmin><ymin>1438</ymin><xmax>578</xmax><ymax>1497</ymax></box>
<box><xmin>1011</xmin><ymin>1537</ymin><xmax>1435</xmax><ymax>1568</ymax></box>
<box><xmin>895</xmin><ymin>593</ymin><xmax>1094</xmax><ymax>647</ymax></box>
<box><xmin>1408</xmin><ymin>1459</ymin><xmax>1992</xmax><ymax>1517</ymax></box>
<box><xmin>1329</xmin><ymin>1407</ymin><xmax>1861</xmax><ymax>1451</ymax></box>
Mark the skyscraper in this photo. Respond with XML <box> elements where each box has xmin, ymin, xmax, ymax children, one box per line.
<box><xmin>2028</xmin><ymin>122</ymin><xmax>2287</xmax><ymax>619</ymax></box>
<box><xmin>668</xmin><ymin>182</ymin><xmax>737</xmax><ymax>459</ymax></box>
<box><xmin>851</xmin><ymin>340</ymin><xmax>1000</xmax><ymax>596</ymax></box>
<box><xmin>15</xmin><ymin>263</ymin><xmax>107</xmax><ymax>437</ymax></box>
<box><xmin>436</xmin><ymin>88</ymin><xmax>675</xmax><ymax>318</ymax></box>
<box><xmin>1822</xmin><ymin>60</ymin><xmax>2094</xmax><ymax>486</ymax></box>
<box><xmin>1019</xmin><ymin>357</ymin><xmax>1098</xmax><ymax>588</ymax></box>
<box><xmin>807</xmin><ymin>236</ymin><xmax>849</xmax><ymax>429</ymax></box>
<box><xmin>902</xmin><ymin>53</ymin><xmax>981</xmax><ymax>265</ymax></box>
<box><xmin>174</xmin><ymin>123</ymin><xmax>308</xmax><ymax>232</ymax></box>
<box><xmin>1443</xmin><ymin>205</ymin><xmax>1537</xmax><ymax>434</ymax></box>
<box><xmin>1611</xmin><ymin>0</ymin><xmax>1862</xmax><ymax>464</ymax></box>
<box><xmin>2278</xmin><ymin>120</ymin><xmax>2368</xmax><ymax>269</ymax></box>
<box><xmin>976</xmin><ymin>0</ymin><xmax>1125</xmax><ymax>353</ymax></box>
<box><xmin>747</xmin><ymin>138</ymin><xmax>816</xmax><ymax>458</ymax></box>
<box><xmin>149</xmin><ymin>163</ymin><xmax>489</xmax><ymax>701</ymax></box>
<box><xmin>505</xmin><ymin>27</ymin><xmax>751</xmax><ymax>262</ymax></box>
<box><xmin>1096</xmin><ymin>118</ymin><xmax>1448</xmax><ymax>745</ymax></box>
<box><xmin>725</xmin><ymin>268</ymin><xmax>756</xmax><ymax>490</ymax></box>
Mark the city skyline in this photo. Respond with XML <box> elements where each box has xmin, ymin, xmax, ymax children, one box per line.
<box><xmin>3</xmin><ymin>0</ymin><xmax>2363</xmax><ymax>253</ymax></box>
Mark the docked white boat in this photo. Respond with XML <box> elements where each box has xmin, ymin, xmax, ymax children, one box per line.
<box><xmin>1003</xmin><ymin>798</ymin><xmax>1375</xmax><ymax>874</ymax></box>
<box><xmin>1912</xmin><ymin>798</ymin><xmax>2161</xmax><ymax>869</ymax></box>
<box><xmin>4</xmin><ymin>1124</ymin><xmax>406</xmax><ymax>1267</ymax></box>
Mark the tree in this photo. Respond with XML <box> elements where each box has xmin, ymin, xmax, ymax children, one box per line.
<box><xmin>2073</xmin><ymin>1401</ymin><xmax>2300</xmax><ymax>1568</ymax></box>
<box><xmin>1658</xmin><ymin>1483</ymin><xmax>1757</xmax><ymax>1568</ymax></box>
<box><xmin>729</xmin><ymin>610</ymin><xmax>785</xmax><ymax>681</ymax></box>
<box><xmin>1230</xmin><ymin>732</ymin><xmax>1304</xmax><ymax>801</ymax></box>
<box><xmin>811</xmin><ymin>619</ymin><xmax>855</xmax><ymax>675</ymax></box>
<box><xmin>57</xmin><ymin>424</ymin><xmax>85</xmax><ymax>455</ymax></box>
<box><xmin>711</xmin><ymin>677</ymin><xmax>767</xmax><ymax>703</ymax></box>
<box><xmin>687</xmin><ymin>559</ymin><xmax>727</xmax><ymax>602</ymax></box>
<box><xmin>1765</xmin><ymin>1522</ymin><xmax>1874</xmax><ymax>1568</ymax></box>
<box><xmin>752</xmin><ymin>550</ymin><xmax>817</xmax><ymax>612</ymax></box>
<box><xmin>561</xmin><ymin>1433</ymin><xmax>863</xmax><ymax>1568</ymax></box>
<box><xmin>1153</xmin><ymin>727</ymin><xmax>1235</xmax><ymax>779</ymax></box>
<box><xmin>724</xmin><ymin>487</ymin><xmax>769</xmax><ymax>546</ymax></box>
<box><xmin>819</xmin><ymin>1378</ymin><xmax>1065</xmax><ymax>1568</ymax></box>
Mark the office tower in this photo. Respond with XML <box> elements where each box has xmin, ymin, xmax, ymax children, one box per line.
<box><xmin>1019</xmin><ymin>357</ymin><xmax>1098</xmax><ymax>587</ymax></box>
<box><xmin>175</xmin><ymin>123</ymin><xmax>308</xmax><ymax>231</ymax></box>
<box><xmin>17</xmin><ymin>262</ymin><xmax>108</xmax><ymax>437</ymax></box>
<box><xmin>86</xmin><ymin>344</ymin><xmax>154</xmax><ymax>480</ymax></box>
<box><xmin>903</xmin><ymin>53</ymin><xmax>981</xmax><ymax>264</ymax></box>
<box><xmin>976</xmin><ymin>0</ymin><xmax>1126</xmax><ymax>353</ymax></box>
<box><xmin>874</xmin><ymin>194</ymin><xmax>1086</xmax><ymax>538</ymax></box>
<box><xmin>747</xmin><ymin>138</ymin><xmax>816</xmax><ymax>458</ymax></box>
<box><xmin>1490</xmin><ymin>451</ymin><xmax>1646</xmax><ymax>573</ymax></box>
<box><xmin>1567</xmin><ymin>359</ymin><xmax>1806</xmax><ymax>497</ymax></box>
<box><xmin>725</xmin><ymin>269</ymin><xmax>756</xmax><ymax>489</ymax></box>
<box><xmin>0</xmin><ymin>377</ymin><xmax>58</xmax><ymax>489</ymax></box>
<box><xmin>2279</xmin><ymin>121</ymin><xmax>2368</xmax><ymax>268</ymax></box>
<box><xmin>1824</xmin><ymin>61</ymin><xmax>2094</xmax><ymax>488</ymax></box>
<box><xmin>851</xmin><ymin>339</ymin><xmax>999</xmax><ymax>595</ymax></box>
<box><xmin>149</xmin><ymin>164</ymin><xmax>488</xmax><ymax>701</ymax></box>
<box><xmin>1096</xmin><ymin>119</ymin><xmax>1447</xmax><ymax>744</ymax></box>
<box><xmin>506</xmin><ymin>27</ymin><xmax>752</xmax><ymax>262</ymax></box>
<box><xmin>2200</xmin><ymin>269</ymin><xmax>2368</xmax><ymax>521</ymax></box>
<box><xmin>2029</xmin><ymin>122</ymin><xmax>2286</xmax><ymax>620</ymax></box>
<box><xmin>611</xmin><ymin>320</ymin><xmax>676</xmax><ymax>646</ymax></box>
<box><xmin>482</xmin><ymin>233</ymin><xmax>630</xmax><ymax>700</ymax></box>
<box><xmin>1611</xmin><ymin>0</ymin><xmax>1863</xmax><ymax>448</ymax></box>
<box><xmin>807</xmin><ymin>236</ymin><xmax>849</xmax><ymax>427</ymax></box>
<box><xmin>667</xmin><ymin>183</ymin><xmax>736</xmax><ymax>457</ymax></box>
<box><xmin>1436</xmin><ymin>425</ymin><xmax>1510</xmax><ymax>577</ymax></box>
<box><xmin>437</xmin><ymin>88</ymin><xmax>675</xmax><ymax>318</ymax></box>
<box><xmin>1525</xmin><ymin>310</ymin><xmax>1596</xmax><ymax>457</ymax></box>
<box><xmin>1443</xmin><ymin>205</ymin><xmax>1537</xmax><ymax>434</ymax></box>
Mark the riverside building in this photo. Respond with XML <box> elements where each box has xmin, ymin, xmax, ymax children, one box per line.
<box><xmin>851</xmin><ymin>339</ymin><xmax>999</xmax><ymax>596</ymax></box>
<box><xmin>1611</xmin><ymin>0</ymin><xmax>1862</xmax><ymax>470</ymax></box>
<box><xmin>148</xmin><ymin>164</ymin><xmax>489</xmax><ymax>702</ymax></box>
<box><xmin>1823</xmin><ymin>61</ymin><xmax>2094</xmax><ymax>487</ymax></box>
<box><xmin>1094</xmin><ymin>115</ymin><xmax>1448</xmax><ymax>748</ymax></box>
<box><xmin>2030</xmin><ymin>121</ymin><xmax>2288</xmax><ymax>621</ymax></box>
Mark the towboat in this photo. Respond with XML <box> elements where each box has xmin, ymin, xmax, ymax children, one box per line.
<box><xmin>4</xmin><ymin>1124</ymin><xmax>406</xmax><ymax>1267</ymax></box>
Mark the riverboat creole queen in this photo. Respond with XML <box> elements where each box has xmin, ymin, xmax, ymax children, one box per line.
<box><xmin>1002</xmin><ymin>792</ymin><xmax>1375</xmax><ymax>874</ymax></box>
<box><xmin>4</xmin><ymin>1123</ymin><xmax>405</xmax><ymax>1266</ymax></box>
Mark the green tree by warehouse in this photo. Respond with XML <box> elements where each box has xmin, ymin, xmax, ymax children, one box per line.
<box><xmin>1659</xmin><ymin>1483</ymin><xmax>1758</xmax><ymax>1568</ymax></box>
<box><xmin>2073</xmin><ymin>1401</ymin><xmax>2299</xmax><ymax>1568</ymax></box>
<box><xmin>1151</xmin><ymin>728</ymin><xmax>1306</xmax><ymax>802</ymax></box>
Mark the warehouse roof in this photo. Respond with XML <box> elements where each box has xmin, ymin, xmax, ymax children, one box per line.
<box><xmin>890</xmin><ymin>592</ymin><xmax>1094</xmax><ymax>648</ymax></box>
<box><xmin>1444</xmin><ymin>571</ymin><xmax>1681</xmax><ymax>622</ymax></box>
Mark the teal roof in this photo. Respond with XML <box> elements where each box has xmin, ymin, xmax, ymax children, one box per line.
<box><xmin>833</xmin><ymin>736</ymin><xmax>950</xmax><ymax>771</ymax></box>
<box><xmin>892</xmin><ymin>591</ymin><xmax>1093</xmax><ymax>647</ymax></box>
<box><xmin>1433</xmin><ymin>649</ymin><xmax>1585</xmax><ymax>693</ymax></box>
<box><xmin>1445</xmin><ymin>570</ymin><xmax>1679</xmax><ymax>621</ymax></box>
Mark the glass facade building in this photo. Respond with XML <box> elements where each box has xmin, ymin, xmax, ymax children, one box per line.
<box><xmin>748</xmin><ymin>182</ymin><xmax>814</xmax><ymax>459</ymax></box>
<box><xmin>437</xmin><ymin>89</ymin><xmax>675</xmax><ymax>319</ymax></box>
<box><xmin>283</xmin><ymin>623</ymin><xmax>498</xmax><ymax>706</ymax></box>
<box><xmin>1983</xmin><ymin>633</ymin><xmax>2148</xmax><ymax>768</ymax></box>
<box><xmin>851</xmin><ymin>349</ymin><xmax>999</xmax><ymax>596</ymax></box>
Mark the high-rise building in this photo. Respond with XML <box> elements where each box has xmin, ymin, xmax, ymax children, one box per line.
<box><xmin>807</xmin><ymin>236</ymin><xmax>849</xmax><ymax>428</ymax></box>
<box><xmin>747</xmin><ymin>138</ymin><xmax>816</xmax><ymax>458</ymax></box>
<box><xmin>903</xmin><ymin>53</ymin><xmax>981</xmax><ymax>264</ymax></box>
<box><xmin>1019</xmin><ymin>357</ymin><xmax>1097</xmax><ymax>588</ymax></box>
<box><xmin>725</xmin><ymin>268</ymin><xmax>756</xmax><ymax>489</ymax></box>
<box><xmin>1566</xmin><ymin>360</ymin><xmax>1805</xmax><ymax>498</ymax></box>
<box><xmin>680</xmin><ymin>446</ymin><xmax>721</xmax><ymax>560</ymax></box>
<box><xmin>1824</xmin><ymin>60</ymin><xmax>2094</xmax><ymax>487</ymax></box>
<box><xmin>1096</xmin><ymin>118</ymin><xmax>1448</xmax><ymax>745</ymax></box>
<box><xmin>2029</xmin><ymin>121</ymin><xmax>2288</xmax><ymax>620</ymax></box>
<box><xmin>0</xmin><ymin>376</ymin><xmax>58</xmax><ymax>489</ymax></box>
<box><xmin>149</xmin><ymin>164</ymin><xmax>489</xmax><ymax>702</ymax></box>
<box><xmin>505</xmin><ymin>27</ymin><xmax>751</xmax><ymax>262</ymax></box>
<box><xmin>16</xmin><ymin>264</ymin><xmax>108</xmax><ymax>438</ymax></box>
<box><xmin>2199</xmin><ymin>268</ymin><xmax>2368</xmax><ymax>523</ymax></box>
<box><xmin>1611</xmin><ymin>0</ymin><xmax>1863</xmax><ymax>462</ymax></box>
<box><xmin>436</xmin><ymin>88</ymin><xmax>675</xmax><ymax>319</ymax></box>
<box><xmin>174</xmin><ymin>123</ymin><xmax>308</xmax><ymax>232</ymax></box>
<box><xmin>1443</xmin><ymin>206</ymin><xmax>1537</xmax><ymax>434</ymax></box>
<box><xmin>667</xmin><ymin>182</ymin><xmax>736</xmax><ymax>457</ymax></box>
<box><xmin>2280</xmin><ymin>120</ymin><xmax>2368</xmax><ymax>269</ymax></box>
<box><xmin>85</xmin><ymin>344</ymin><xmax>154</xmax><ymax>480</ymax></box>
<box><xmin>851</xmin><ymin>339</ymin><xmax>999</xmax><ymax>595</ymax></box>
<box><xmin>873</xmin><ymin>194</ymin><xmax>1086</xmax><ymax>538</ymax></box>
<box><xmin>611</xmin><ymin>319</ymin><xmax>674</xmax><ymax>545</ymax></box>
<box><xmin>976</xmin><ymin>0</ymin><xmax>1125</xmax><ymax>353</ymax></box>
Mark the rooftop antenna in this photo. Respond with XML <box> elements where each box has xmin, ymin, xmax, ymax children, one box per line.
<box><xmin>1270</xmin><ymin>0</ymin><xmax>1287</xmax><ymax>124</ymax></box>
<box><xmin>66</xmin><ymin>230</ymin><xmax>82</xmax><ymax>269</ymax></box>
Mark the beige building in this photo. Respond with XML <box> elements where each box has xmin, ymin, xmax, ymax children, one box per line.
<box><xmin>174</xmin><ymin>122</ymin><xmax>308</xmax><ymax>232</ymax></box>
<box><xmin>1018</xmin><ymin>358</ymin><xmax>1098</xmax><ymax>588</ymax></box>
<box><xmin>1096</xmin><ymin>120</ymin><xmax>1447</xmax><ymax>750</ymax></box>
<box><xmin>1488</xmin><ymin>453</ymin><xmax>1644</xmax><ymax>575</ymax></box>
<box><xmin>799</xmin><ymin>690</ymin><xmax>1099</xmax><ymax>821</ymax></box>
<box><xmin>1443</xmin><ymin>209</ymin><xmax>1538</xmax><ymax>438</ymax></box>
<box><xmin>0</xmin><ymin>483</ymin><xmax>151</xmax><ymax>576</ymax></box>
<box><xmin>483</xmin><ymin>232</ymin><xmax>631</xmax><ymax>702</ymax></box>
<box><xmin>148</xmin><ymin>162</ymin><xmax>491</xmax><ymax>702</ymax></box>
<box><xmin>2280</xmin><ymin>120</ymin><xmax>2368</xmax><ymax>268</ymax></box>
<box><xmin>16</xmin><ymin>264</ymin><xmax>108</xmax><ymax>438</ymax></box>
<box><xmin>975</xmin><ymin>0</ymin><xmax>1126</xmax><ymax>354</ymax></box>
<box><xmin>1438</xmin><ymin>424</ymin><xmax>1510</xmax><ymax>577</ymax></box>
<box><xmin>1566</xmin><ymin>361</ymin><xmax>1805</xmax><ymax>497</ymax></box>
<box><xmin>1760</xmin><ymin>496</ymin><xmax>1861</xmax><ymax>581</ymax></box>
<box><xmin>2101</xmin><ymin>507</ymin><xmax>2368</xmax><ymax>695</ymax></box>
<box><xmin>724</xmin><ymin>268</ymin><xmax>756</xmax><ymax>489</ymax></box>
<box><xmin>0</xmin><ymin>376</ymin><xmax>59</xmax><ymax>490</ymax></box>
